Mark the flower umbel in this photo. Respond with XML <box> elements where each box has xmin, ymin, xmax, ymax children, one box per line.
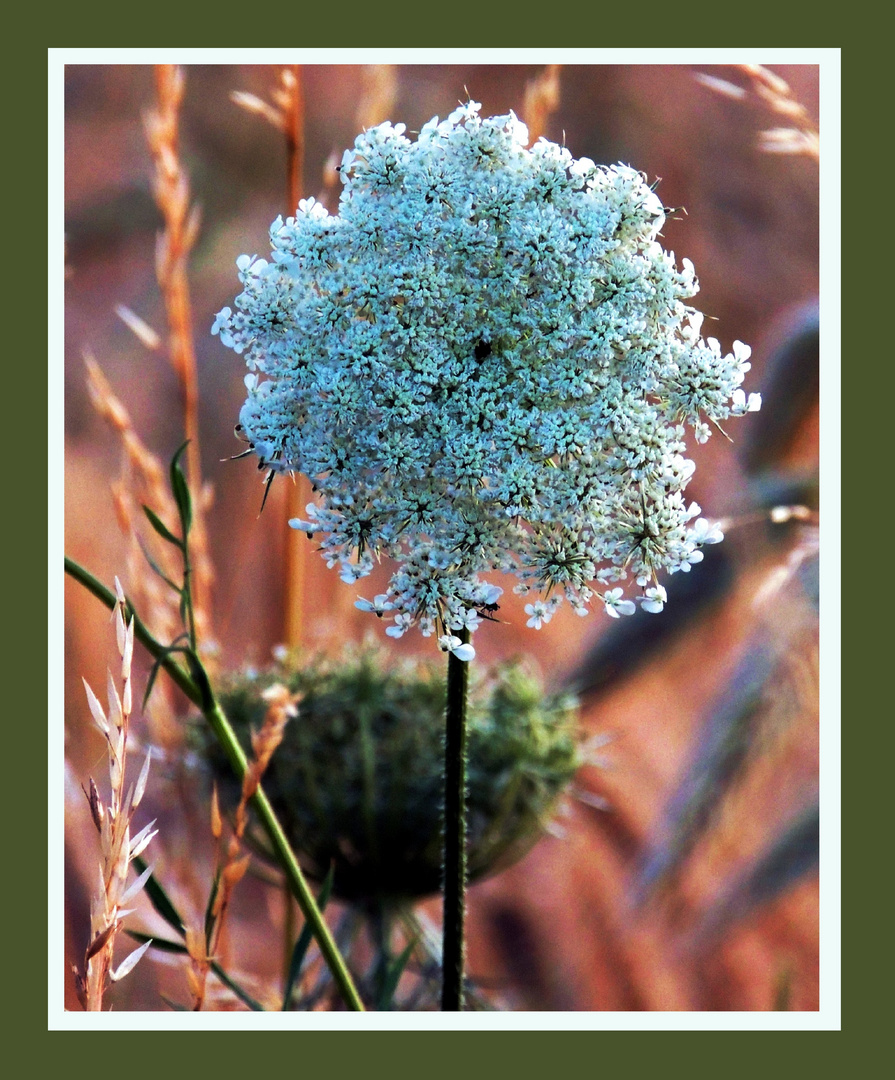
<box><xmin>214</xmin><ymin>103</ymin><xmax>760</xmax><ymax>645</ymax></box>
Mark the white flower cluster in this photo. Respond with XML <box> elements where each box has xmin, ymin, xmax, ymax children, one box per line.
<box><xmin>213</xmin><ymin>103</ymin><xmax>759</xmax><ymax>649</ymax></box>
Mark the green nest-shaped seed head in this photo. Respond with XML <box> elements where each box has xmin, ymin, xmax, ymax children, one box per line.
<box><xmin>194</xmin><ymin>642</ymin><xmax>582</xmax><ymax>903</ymax></box>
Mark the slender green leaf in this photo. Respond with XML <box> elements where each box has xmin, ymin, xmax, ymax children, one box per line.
<box><xmin>161</xmin><ymin>995</ymin><xmax>190</xmax><ymax>1011</ymax></box>
<box><xmin>376</xmin><ymin>937</ymin><xmax>417</xmax><ymax>1011</ymax></box>
<box><xmin>132</xmin><ymin>855</ymin><xmax>186</xmax><ymax>936</ymax></box>
<box><xmin>142</xmin><ymin>657</ymin><xmax>163</xmax><ymax>710</ymax></box>
<box><xmin>204</xmin><ymin>868</ymin><xmax>221</xmax><ymax>949</ymax></box>
<box><xmin>127</xmin><ymin>932</ymin><xmax>266</xmax><ymax>1011</ymax></box>
<box><xmin>170</xmin><ymin>441</ymin><xmax>193</xmax><ymax>538</ymax></box>
<box><xmin>127</xmin><ymin>929</ymin><xmax>187</xmax><ymax>954</ymax></box>
<box><xmin>282</xmin><ymin>865</ymin><xmax>335</xmax><ymax>1010</ymax></box>
<box><xmin>209</xmin><ymin>961</ymin><xmax>265</xmax><ymax>1012</ymax></box>
<box><xmin>137</xmin><ymin>535</ymin><xmax>183</xmax><ymax>594</ymax></box>
<box><xmin>186</xmin><ymin>647</ymin><xmax>215</xmax><ymax>711</ymax></box>
<box><xmin>141</xmin><ymin>637</ymin><xmax>191</xmax><ymax>710</ymax></box>
<box><xmin>142</xmin><ymin>504</ymin><xmax>183</xmax><ymax>550</ymax></box>
<box><xmin>64</xmin><ymin>557</ymin><xmax>200</xmax><ymax>706</ymax></box>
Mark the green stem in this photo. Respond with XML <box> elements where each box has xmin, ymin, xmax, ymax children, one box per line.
<box><xmin>181</xmin><ymin>541</ymin><xmax>197</xmax><ymax>652</ymax></box>
<box><xmin>64</xmin><ymin>556</ymin><xmax>365</xmax><ymax>1012</ymax></box>
<box><xmin>66</xmin><ymin>556</ymin><xmax>197</xmax><ymax>701</ymax></box>
<box><xmin>441</xmin><ymin>627</ymin><xmax>470</xmax><ymax>1011</ymax></box>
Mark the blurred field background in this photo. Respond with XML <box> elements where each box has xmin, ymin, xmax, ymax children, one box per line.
<box><xmin>63</xmin><ymin>62</ymin><xmax>821</xmax><ymax>1012</ymax></box>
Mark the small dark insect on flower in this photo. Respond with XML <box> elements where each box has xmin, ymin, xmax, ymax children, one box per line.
<box><xmin>226</xmin><ymin>423</ymin><xmax>255</xmax><ymax>461</ymax></box>
<box><xmin>474</xmin><ymin>339</ymin><xmax>492</xmax><ymax>361</ymax></box>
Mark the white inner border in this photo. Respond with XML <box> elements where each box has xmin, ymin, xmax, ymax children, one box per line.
<box><xmin>50</xmin><ymin>47</ymin><xmax>841</xmax><ymax>1031</ymax></box>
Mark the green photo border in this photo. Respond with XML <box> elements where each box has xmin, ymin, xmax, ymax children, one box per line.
<box><xmin>34</xmin><ymin>8</ymin><xmax>866</xmax><ymax>1071</ymax></box>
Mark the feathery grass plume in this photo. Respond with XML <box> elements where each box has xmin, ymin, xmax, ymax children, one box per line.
<box><xmin>144</xmin><ymin>64</ymin><xmax>214</xmax><ymax>639</ymax></box>
<box><xmin>695</xmin><ymin>65</ymin><xmax>819</xmax><ymax>160</ymax></box>
<box><xmin>232</xmin><ymin>66</ymin><xmax>311</xmax><ymax>648</ymax></box>
<box><xmin>82</xmin><ymin>351</ymin><xmax>189</xmax><ymax>741</ymax></box>
<box><xmin>522</xmin><ymin>64</ymin><xmax>562</xmax><ymax>144</ymax></box>
<box><xmin>65</xmin><ymin>547</ymin><xmax>364</xmax><ymax>1009</ymax></box>
<box><xmin>635</xmin><ymin>523</ymin><xmax>819</xmax><ymax>907</ymax></box>
<box><xmin>186</xmin><ymin>684</ymin><xmax>298</xmax><ymax>1010</ymax></box>
<box><xmin>684</xmin><ymin>799</ymin><xmax>819</xmax><ymax>954</ymax></box>
<box><xmin>230</xmin><ymin>66</ymin><xmax>306</xmax><ymax>218</ymax></box>
<box><xmin>81</xmin><ymin>63</ymin><xmax>216</xmax><ymax>693</ymax></box>
<box><xmin>114</xmin><ymin>304</ymin><xmax>163</xmax><ymax>352</ymax></box>
<box><xmin>83</xmin><ymin>352</ymin><xmax>179</xmax><ymax>641</ymax></box>
<box><xmin>72</xmin><ymin>578</ymin><xmax>156</xmax><ymax>1010</ymax></box>
<box><xmin>231</xmin><ymin>67</ymin><xmax>303</xmax><ymax>138</ymax></box>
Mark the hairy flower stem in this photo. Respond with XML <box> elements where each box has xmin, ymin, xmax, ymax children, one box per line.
<box><xmin>441</xmin><ymin>626</ymin><xmax>471</xmax><ymax>1011</ymax></box>
<box><xmin>64</xmin><ymin>556</ymin><xmax>365</xmax><ymax>1012</ymax></box>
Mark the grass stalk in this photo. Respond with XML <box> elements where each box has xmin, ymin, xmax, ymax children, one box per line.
<box><xmin>146</xmin><ymin>64</ymin><xmax>211</xmax><ymax>630</ymax></box>
<box><xmin>282</xmin><ymin>64</ymin><xmax>312</xmax><ymax>650</ymax></box>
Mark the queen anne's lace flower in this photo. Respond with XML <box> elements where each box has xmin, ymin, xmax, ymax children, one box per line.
<box><xmin>214</xmin><ymin>103</ymin><xmax>760</xmax><ymax>647</ymax></box>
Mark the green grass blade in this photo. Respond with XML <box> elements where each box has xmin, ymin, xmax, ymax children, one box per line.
<box><xmin>170</xmin><ymin>441</ymin><xmax>193</xmax><ymax>538</ymax></box>
<box><xmin>375</xmin><ymin>937</ymin><xmax>417</xmax><ymax>1011</ymax></box>
<box><xmin>127</xmin><ymin>931</ymin><xmax>266</xmax><ymax>1011</ymax></box>
<box><xmin>204</xmin><ymin>868</ymin><xmax>221</xmax><ymax>949</ymax></box>
<box><xmin>161</xmin><ymin>995</ymin><xmax>190</xmax><ymax>1011</ymax></box>
<box><xmin>131</xmin><ymin>854</ymin><xmax>186</xmax><ymax>937</ymax></box>
<box><xmin>126</xmin><ymin>929</ymin><xmax>186</xmax><ymax>954</ymax></box>
<box><xmin>136</xmin><ymin>534</ymin><xmax>183</xmax><ymax>593</ymax></box>
<box><xmin>142</xmin><ymin>504</ymin><xmax>183</xmax><ymax>550</ymax></box>
<box><xmin>209</xmin><ymin>961</ymin><xmax>265</xmax><ymax>1011</ymax></box>
<box><xmin>281</xmin><ymin>865</ymin><xmax>335</xmax><ymax>1010</ymax></box>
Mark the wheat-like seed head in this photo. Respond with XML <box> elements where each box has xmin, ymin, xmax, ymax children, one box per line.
<box><xmin>74</xmin><ymin>580</ymin><xmax>155</xmax><ymax>1010</ymax></box>
<box><xmin>696</xmin><ymin>65</ymin><xmax>819</xmax><ymax>161</ymax></box>
<box><xmin>143</xmin><ymin>65</ymin><xmax>214</xmax><ymax>630</ymax></box>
